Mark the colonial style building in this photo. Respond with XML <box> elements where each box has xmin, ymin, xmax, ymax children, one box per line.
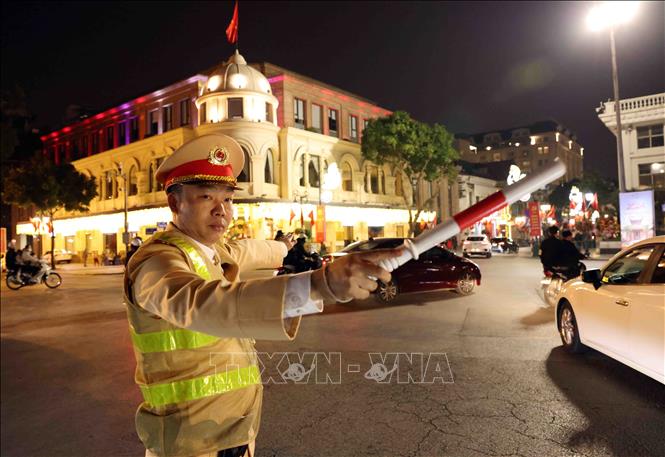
<box><xmin>455</xmin><ymin>120</ymin><xmax>585</xmax><ymax>184</ymax></box>
<box><xmin>18</xmin><ymin>51</ymin><xmax>454</xmax><ymax>259</ymax></box>
<box><xmin>596</xmin><ymin>93</ymin><xmax>665</xmax><ymax>191</ymax></box>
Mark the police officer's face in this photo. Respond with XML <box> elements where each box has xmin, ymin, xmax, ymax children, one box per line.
<box><xmin>169</xmin><ymin>183</ymin><xmax>234</xmax><ymax>246</ymax></box>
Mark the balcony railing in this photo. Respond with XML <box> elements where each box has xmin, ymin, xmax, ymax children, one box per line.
<box><xmin>598</xmin><ymin>93</ymin><xmax>665</xmax><ymax>114</ymax></box>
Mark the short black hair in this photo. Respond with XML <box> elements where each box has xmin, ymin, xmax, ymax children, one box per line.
<box><xmin>561</xmin><ymin>229</ymin><xmax>573</xmax><ymax>238</ymax></box>
<box><xmin>547</xmin><ymin>226</ymin><xmax>559</xmax><ymax>236</ymax></box>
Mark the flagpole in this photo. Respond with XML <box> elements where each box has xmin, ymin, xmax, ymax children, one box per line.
<box><xmin>235</xmin><ymin>0</ymin><xmax>239</xmax><ymax>52</ymax></box>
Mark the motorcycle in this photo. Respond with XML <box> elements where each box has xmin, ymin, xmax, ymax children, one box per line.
<box><xmin>277</xmin><ymin>252</ymin><xmax>323</xmax><ymax>276</ymax></box>
<box><xmin>539</xmin><ymin>262</ymin><xmax>586</xmax><ymax>307</ymax></box>
<box><xmin>5</xmin><ymin>262</ymin><xmax>62</xmax><ymax>290</ymax></box>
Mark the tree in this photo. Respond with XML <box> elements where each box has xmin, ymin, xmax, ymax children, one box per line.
<box><xmin>3</xmin><ymin>155</ymin><xmax>98</xmax><ymax>268</ymax></box>
<box><xmin>361</xmin><ymin>111</ymin><xmax>458</xmax><ymax>235</ymax></box>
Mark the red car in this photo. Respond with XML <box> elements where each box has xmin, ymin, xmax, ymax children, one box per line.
<box><xmin>323</xmin><ymin>238</ymin><xmax>481</xmax><ymax>302</ymax></box>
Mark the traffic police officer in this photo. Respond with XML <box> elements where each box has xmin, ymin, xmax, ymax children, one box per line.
<box><xmin>125</xmin><ymin>133</ymin><xmax>400</xmax><ymax>457</ymax></box>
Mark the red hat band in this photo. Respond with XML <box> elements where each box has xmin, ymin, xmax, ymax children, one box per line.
<box><xmin>164</xmin><ymin>159</ymin><xmax>236</xmax><ymax>189</ymax></box>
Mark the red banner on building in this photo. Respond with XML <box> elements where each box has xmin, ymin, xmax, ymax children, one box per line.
<box><xmin>528</xmin><ymin>201</ymin><xmax>541</xmax><ymax>237</ymax></box>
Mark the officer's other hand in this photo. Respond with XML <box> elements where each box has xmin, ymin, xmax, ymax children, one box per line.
<box><xmin>276</xmin><ymin>232</ymin><xmax>295</xmax><ymax>251</ymax></box>
<box><xmin>326</xmin><ymin>248</ymin><xmax>404</xmax><ymax>301</ymax></box>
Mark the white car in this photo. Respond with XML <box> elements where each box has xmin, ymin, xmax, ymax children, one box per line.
<box><xmin>463</xmin><ymin>235</ymin><xmax>492</xmax><ymax>258</ymax></box>
<box><xmin>555</xmin><ymin>236</ymin><xmax>665</xmax><ymax>384</ymax></box>
<box><xmin>42</xmin><ymin>249</ymin><xmax>74</xmax><ymax>264</ymax></box>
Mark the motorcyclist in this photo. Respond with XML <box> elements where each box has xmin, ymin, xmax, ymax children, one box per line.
<box><xmin>283</xmin><ymin>236</ymin><xmax>319</xmax><ymax>273</ymax></box>
<box><xmin>539</xmin><ymin>226</ymin><xmax>561</xmax><ymax>274</ymax></box>
<box><xmin>559</xmin><ymin>229</ymin><xmax>586</xmax><ymax>278</ymax></box>
<box><xmin>5</xmin><ymin>240</ymin><xmax>18</xmax><ymax>273</ymax></box>
<box><xmin>125</xmin><ymin>236</ymin><xmax>143</xmax><ymax>266</ymax></box>
<box><xmin>21</xmin><ymin>244</ymin><xmax>46</xmax><ymax>284</ymax></box>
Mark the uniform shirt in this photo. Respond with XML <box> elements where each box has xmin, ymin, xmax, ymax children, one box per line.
<box><xmin>190</xmin><ymin>238</ymin><xmax>324</xmax><ymax>319</ymax></box>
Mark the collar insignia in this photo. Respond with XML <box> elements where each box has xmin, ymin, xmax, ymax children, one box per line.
<box><xmin>208</xmin><ymin>146</ymin><xmax>229</xmax><ymax>166</ymax></box>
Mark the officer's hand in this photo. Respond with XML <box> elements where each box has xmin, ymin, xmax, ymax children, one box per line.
<box><xmin>276</xmin><ymin>232</ymin><xmax>295</xmax><ymax>251</ymax></box>
<box><xmin>326</xmin><ymin>248</ymin><xmax>404</xmax><ymax>301</ymax></box>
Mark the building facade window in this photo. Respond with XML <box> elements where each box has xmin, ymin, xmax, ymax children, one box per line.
<box><xmin>106</xmin><ymin>126</ymin><xmax>115</xmax><ymax>150</ymax></box>
<box><xmin>264</xmin><ymin>149</ymin><xmax>275</xmax><ymax>184</ymax></box>
<box><xmin>148</xmin><ymin>110</ymin><xmax>159</xmax><ymax>136</ymax></box>
<box><xmin>129</xmin><ymin>117</ymin><xmax>139</xmax><ymax>142</ymax></box>
<box><xmin>228</xmin><ymin>98</ymin><xmax>243</xmax><ymax>119</ymax></box>
<box><xmin>81</xmin><ymin>136</ymin><xmax>88</xmax><ymax>157</ymax></box>
<box><xmin>105</xmin><ymin>171</ymin><xmax>114</xmax><ymax>200</ymax></box>
<box><xmin>163</xmin><ymin>105</ymin><xmax>173</xmax><ymax>132</ymax></box>
<box><xmin>349</xmin><ymin>115</ymin><xmax>358</xmax><ymax>142</ymax></box>
<box><xmin>128</xmin><ymin>166</ymin><xmax>138</xmax><ymax>196</ymax></box>
<box><xmin>311</xmin><ymin>104</ymin><xmax>322</xmax><ymax>132</ymax></box>
<box><xmin>118</xmin><ymin>122</ymin><xmax>127</xmax><ymax>146</ymax></box>
<box><xmin>71</xmin><ymin>140</ymin><xmax>80</xmax><ymax>159</ymax></box>
<box><xmin>298</xmin><ymin>155</ymin><xmax>306</xmax><ymax>186</ymax></box>
<box><xmin>638</xmin><ymin>163</ymin><xmax>665</xmax><ymax>188</ymax></box>
<box><xmin>265</xmin><ymin>102</ymin><xmax>273</xmax><ymax>123</ymax></box>
<box><xmin>237</xmin><ymin>147</ymin><xmax>251</xmax><ymax>182</ymax></box>
<box><xmin>200</xmin><ymin>102</ymin><xmax>207</xmax><ymax>124</ymax></box>
<box><xmin>328</xmin><ymin>109</ymin><xmax>338</xmax><ymax>137</ymax></box>
<box><xmin>308</xmin><ymin>157</ymin><xmax>320</xmax><ymax>188</ymax></box>
<box><xmin>179</xmin><ymin>99</ymin><xmax>190</xmax><ymax>126</ymax></box>
<box><xmin>370</xmin><ymin>167</ymin><xmax>379</xmax><ymax>193</ymax></box>
<box><xmin>293</xmin><ymin>98</ymin><xmax>306</xmax><ymax>128</ymax></box>
<box><xmin>637</xmin><ymin>124</ymin><xmax>664</xmax><ymax>149</ymax></box>
<box><xmin>342</xmin><ymin>162</ymin><xmax>353</xmax><ymax>191</ymax></box>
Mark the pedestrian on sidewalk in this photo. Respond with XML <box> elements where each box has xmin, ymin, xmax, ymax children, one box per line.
<box><xmin>125</xmin><ymin>134</ymin><xmax>402</xmax><ymax>457</ymax></box>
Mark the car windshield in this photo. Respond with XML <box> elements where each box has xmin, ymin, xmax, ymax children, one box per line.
<box><xmin>467</xmin><ymin>236</ymin><xmax>485</xmax><ymax>242</ymax></box>
<box><xmin>341</xmin><ymin>238</ymin><xmax>406</xmax><ymax>252</ymax></box>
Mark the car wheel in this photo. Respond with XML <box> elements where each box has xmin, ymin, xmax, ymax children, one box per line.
<box><xmin>455</xmin><ymin>273</ymin><xmax>475</xmax><ymax>295</ymax></box>
<box><xmin>377</xmin><ymin>280</ymin><xmax>398</xmax><ymax>302</ymax></box>
<box><xmin>558</xmin><ymin>301</ymin><xmax>586</xmax><ymax>354</ymax></box>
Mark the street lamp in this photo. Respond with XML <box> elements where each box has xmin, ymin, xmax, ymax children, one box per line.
<box><xmin>587</xmin><ymin>1</ymin><xmax>640</xmax><ymax>193</ymax></box>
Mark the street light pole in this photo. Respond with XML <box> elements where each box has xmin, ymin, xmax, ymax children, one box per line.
<box><xmin>610</xmin><ymin>27</ymin><xmax>626</xmax><ymax>193</ymax></box>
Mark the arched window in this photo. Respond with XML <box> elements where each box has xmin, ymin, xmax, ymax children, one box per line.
<box><xmin>105</xmin><ymin>171</ymin><xmax>114</xmax><ymax>200</ymax></box>
<box><xmin>380</xmin><ymin>169</ymin><xmax>386</xmax><ymax>194</ymax></box>
<box><xmin>395</xmin><ymin>171</ymin><xmax>404</xmax><ymax>197</ymax></box>
<box><xmin>308</xmin><ymin>157</ymin><xmax>320</xmax><ymax>188</ymax></box>
<box><xmin>98</xmin><ymin>176</ymin><xmax>103</xmax><ymax>200</ymax></box>
<box><xmin>370</xmin><ymin>166</ymin><xmax>379</xmax><ymax>193</ymax></box>
<box><xmin>128</xmin><ymin>165</ymin><xmax>138</xmax><ymax>196</ymax></box>
<box><xmin>264</xmin><ymin>149</ymin><xmax>275</xmax><ymax>184</ymax></box>
<box><xmin>237</xmin><ymin>147</ymin><xmax>251</xmax><ymax>182</ymax></box>
<box><xmin>342</xmin><ymin>162</ymin><xmax>353</xmax><ymax>191</ymax></box>
<box><xmin>298</xmin><ymin>154</ymin><xmax>305</xmax><ymax>186</ymax></box>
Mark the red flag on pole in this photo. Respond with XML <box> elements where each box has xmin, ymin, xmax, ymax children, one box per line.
<box><xmin>289</xmin><ymin>209</ymin><xmax>295</xmax><ymax>224</ymax></box>
<box><xmin>226</xmin><ymin>1</ymin><xmax>239</xmax><ymax>44</ymax></box>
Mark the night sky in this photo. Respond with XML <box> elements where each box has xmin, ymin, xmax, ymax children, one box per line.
<box><xmin>2</xmin><ymin>1</ymin><xmax>664</xmax><ymax>179</ymax></box>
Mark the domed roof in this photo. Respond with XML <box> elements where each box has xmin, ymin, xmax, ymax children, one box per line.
<box><xmin>201</xmin><ymin>51</ymin><xmax>272</xmax><ymax>96</ymax></box>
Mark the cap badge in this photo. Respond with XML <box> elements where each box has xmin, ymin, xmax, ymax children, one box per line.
<box><xmin>208</xmin><ymin>146</ymin><xmax>229</xmax><ymax>166</ymax></box>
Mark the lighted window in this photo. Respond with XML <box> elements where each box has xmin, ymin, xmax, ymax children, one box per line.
<box><xmin>637</xmin><ymin>124</ymin><xmax>664</xmax><ymax>149</ymax></box>
<box><xmin>148</xmin><ymin>110</ymin><xmax>159</xmax><ymax>136</ymax></box>
<box><xmin>237</xmin><ymin>147</ymin><xmax>251</xmax><ymax>182</ymax></box>
<box><xmin>180</xmin><ymin>99</ymin><xmax>190</xmax><ymax>126</ymax></box>
<box><xmin>163</xmin><ymin>105</ymin><xmax>173</xmax><ymax>132</ymax></box>
<box><xmin>128</xmin><ymin>166</ymin><xmax>138</xmax><ymax>196</ymax></box>
<box><xmin>149</xmin><ymin>162</ymin><xmax>156</xmax><ymax>193</ymax></box>
<box><xmin>349</xmin><ymin>115</ymin><xmax>358</xmax><ymax>141</ymax></box>
<box><xmin>228</xmin><ymin>98</ymin><xmax>243</xmax><ymax>119</ymax></box>
<box><xmin>200</xmin><ymin>102</ymin><xmax>207</xmax><ymax>124</ymax></box>
<box><xmin>328</xmin><ymin>108</ymin><xmax>338</xmax><ymax>137</ymax></box>
<box><xmin>639</xmin><ymin>163</ymin><xmax>665</xmax><ymax>189</ymax></box>
<box><xmin>264</xmin><ymin>149</ymin><xmax>275</xmax><ymax>184</ymax></box>
<box><xmin>294</xmin><ymin>98</ymin><xmax>306</xmax><ymax>128</ymax></box>
<box><xmin>311</xmin><ymin>104</ymin><xmax>322</xmax><ymax>132</ymax></box>
<box><xmin>341</xmin><ymin>162</ymin><xmax>353</xmax><ymax>191</ymax></box>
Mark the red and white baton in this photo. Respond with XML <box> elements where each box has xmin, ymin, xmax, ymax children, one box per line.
<box><xmin>379</xmin><ymin>159</ymin><xmax>567</xmax><ymax>272</ymax></box>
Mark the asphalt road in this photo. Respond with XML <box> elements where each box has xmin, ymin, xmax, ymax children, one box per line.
<box><xmin>1</xmin><ymin>253</ymin><xmax>663</xmax><ymax>457</ymax></box>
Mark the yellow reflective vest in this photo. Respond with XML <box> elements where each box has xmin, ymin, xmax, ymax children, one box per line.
<box><xmin>124</xmin><ymin>225</ymin><xmax>309</xmax><ymax>456</ymax></box>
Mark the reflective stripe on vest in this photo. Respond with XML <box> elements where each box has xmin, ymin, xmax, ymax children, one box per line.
<box><xmin>130</xmin><ymin>231</ymin><xmax>219</xmax><ymax>353</ymax></box>
<box><xmin>140</xmin><ymin>365</ymin><xmax>261</xmax><ymax>407</ymax></box>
